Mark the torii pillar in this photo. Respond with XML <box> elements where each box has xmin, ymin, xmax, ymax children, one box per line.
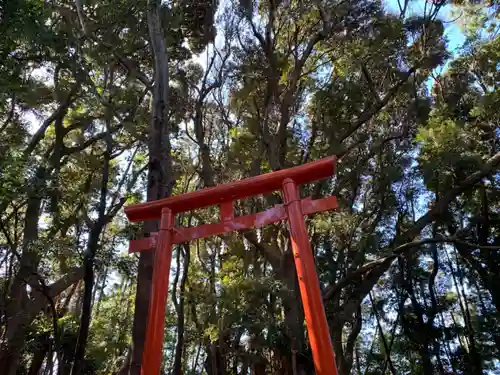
<box><xmin>125</xmin><ymin>156</ymin><xmax>339</xmax><ymax>375</ymax></box>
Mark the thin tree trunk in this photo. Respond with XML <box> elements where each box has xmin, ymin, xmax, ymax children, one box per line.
<box><xmin>71</xmin><ymin>128</ymin><xmax>112</xmax><ymax>375</ymax></box>
<box><xmin>0</xmin><ymin>167</ymin><xmax>46</xmax><ymax>375</ymax></box>
<box><xmin>94</xmin><ymin>266</ymin><xmax>108</xmax><ymax>318</ymax></box>
<box><xmin>28</xmin><ymin>333</ymin><xmax>50</xmax><ymax>375</ymax></box>
<box><xmin>472</xmin><ymin>275</ymin><xmax>500</xmax><ymax>353</ymax></box>
<box><xmin>429</xmin><ymin>225</ymin><xmax>445</xmax><ymax>375</ymax></box>
<box><xmin>380</xmin><ymin>313</ymin><xmax>399</xmax><ymax>374</ymax></box>
<box><xmin>369</xmin><ymin>292</ymin><xmax>396</xmax><ymax>375</ymax></box>
<box><xmin>438</xmin><ymin>310</ymin><xmax>457</xmax><ymax>373</ymax></box>
<box><xmin>172</xmin><ymin>244</ymin><xmax>190</xmax><ymax>375</ymax></box>
<box><xmin>45</xmin><ymin>347</ymin><xmax>54</xmax><ymax>375</ymax></box>
<box><xmin>453</xmin><ymin>247</ymin><xmax>483</xmax><ymax>373</ymax></box>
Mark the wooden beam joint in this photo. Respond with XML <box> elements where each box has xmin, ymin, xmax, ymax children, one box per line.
<box><xmin>128</xmin><ymin>196</ymin><xmax>337</xmax><ymax>253</ymax></box>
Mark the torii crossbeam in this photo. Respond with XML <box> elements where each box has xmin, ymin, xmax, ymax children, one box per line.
<box><xmin>125</xmin><ymin>156</ymin><xmax>339</xmax><ymax>375</ymax></box>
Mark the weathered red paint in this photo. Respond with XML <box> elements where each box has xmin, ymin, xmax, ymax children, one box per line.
<box><xmin>128</xmin><ymin>196</ymin><xmax>338</xmax><ymax>252</ymax></box>
<box><xmin>282</xmin><ymin>179</ymin><xmax>338</xmax><ymax>375</ymax></box>
<box><xmin>220</xmin><ymin>201</ymin><xmax>234</xmax><ymax>222</ymax></box>
<box><xmin>129</xmin><ymin>235</ymin><xmax>157</xmax><ymax>254</ymax></box>
<box><xmin>124</xmin><ymin>156</ymin><xmax>336</xmax><ymax>222</ymax></box>
<box><xmin>124</xmin><ymin>157</ymin><xmax>339</xmax><ymax>375</ymax></box>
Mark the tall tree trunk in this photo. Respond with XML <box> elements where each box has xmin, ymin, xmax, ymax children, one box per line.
<box><xmin>369</xmin><ymin>292</ymin><xmax>397</xmax><ymax>374</ymax></box>
<box><xmin>452</xmin><ymin>249</ymin><xmax>483</xmax><ymax>374</ymax></box>
<box><xmin>119</xmin><ymin>1</ymin><xmax>173</xmax><ymax>374</ymax></box>
<box><xmin>28</xmin><ymin>333</ymin><xmax>51</xmax><ymax>375</ymax></box>
<box><xmin>69</xmin><ymin>230</ymin><xmax>102</xmax><ymax>374</ymax></box>
<box><xmin>282</xmin><ymin>250</ymin><xmax>306</xmax><ymax>350</ymax></box>
<box><xmin>172</xmin><ymin>244</ymin><xmax>190</xmax><ymax>375</ymax></box>
<box><xmin>0</xmin><ymin>166</ymin><xmax>46</xmax><ymax>375</ymax></box>
<box><xmin>70</xmin><ymin>123</ymin><xmax>112</xmax><ymax>375</ymax></box>
<box><xmin>0</xmin><ymin>87</ymin><xmax>77</xmax><ymax>374</ymax></box>
<box><xmin>93</xmin><ymin>266</ymin><xmax>108</xmax><ymax>318</ymax></box>
<box><xmin>280</xmin><ymin>249</ymin><xmax>311</xmax><ymax>374</ymax></box>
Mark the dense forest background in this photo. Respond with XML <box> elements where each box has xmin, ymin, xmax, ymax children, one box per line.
<box><xmin>1</xmin><ymin>0</ymin><xmax>500</xmax><ymax>374</ymax></box>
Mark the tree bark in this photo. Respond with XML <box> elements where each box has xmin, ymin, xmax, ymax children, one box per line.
<box><xmin>28</xmin><ymin>333</ymin><xmax>51</xmax><ymax>375</ymax></box>
<box><xmin>0</xmin><ymin>265</ymin><xmax>83</xmax><ymax>375</ymax></box>
<box><xmin>281</xmin><ymin>250</ymin><xmax>306</xmax><ymax>351</ymax></box>
<box><xmin>0</xmin><ymin>163</ymin><xmax>48</xmax><ymax>375</ymax></box>
<box><xmin>172</xmin><ymin>245</ymin><xmax>190</xmax><ymax>375</ymax></box>
<box><xmin>70</xmin><ymin>128</ymin><xmax>112</xmax><ymax>375</ymax></box>
<box><xmin>0</xmin><ymin>83</ymin><xmax>79</xmax><ymax>374</ymax></box>
<box><xmin>118</xmin><ymin>1</ymin><xmax>173</xmax><ymax>374</ymax></box>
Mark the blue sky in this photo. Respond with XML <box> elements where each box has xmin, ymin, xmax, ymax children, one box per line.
<box><xmin>384</xmin><ymin>0</ymin><xmax>468</xmax><ymax>92</ymax></box>
<box><xmin>385</xmin><ymin>0</ymin><xmax>466</xmax><ymax>53</ymax></box>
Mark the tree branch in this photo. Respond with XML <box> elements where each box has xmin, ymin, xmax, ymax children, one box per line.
<box><xmin>406</xmin><ymin>151</ymin><xmax>500</xmax><ymax>240</ymax></box>
<box><xmin>24</xmin><ymin>86</ymin><xmax>78</xmax><ymax>157</ymax></box>
<box><xmin>327</xmin><ymin>151</ymin><xmax>500</xmax><ymax>303</ymax></box>
<box><xmin>361</xmin><ymin>63</ymin><xmax>381</xmax><ymax>103</ymax></box>
<box><xmin>27</xmin><ymin>266</ymin><xmax>85</xmax><ymax>322</ymax></box>
<box><xmin>0</xmin><ymin>96</ymin><xmax>16</xmax><ymax>133</ymax></box>
<box><xmin>339</xmin><ymin>66</ymin><xmax>416</xmax><ymax>144</ymax></box>
<box><xmin>242</xmin><ymin>231</ymin><xmax>281</xmax><ymax>269</ymax></box>
<box><xmin>324</xmin><ymin>231</ymin><xmax>500</xmax><ymax>303</ymax></box>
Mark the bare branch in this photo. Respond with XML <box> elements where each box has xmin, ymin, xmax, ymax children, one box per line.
<box><xmin>397</xmin><ymin>0</ymin><xmax>409</xmax><ymax>18</ymax></box>
<box><xmin>75</xmin><ymin>0</ymin><xmax>88</xmax><ymax>35</ymax></box>
<box><xmin>361</xmin><ymin>63</ymin><xmax>381</xmax><ymax>103</ymax></box>
<box><xmin>62</xmin><ymin>123</ymin><xmax>124</xmax><ymax>155</ymax></box>
<box><xmin>108</xmin><ymin>146</ymin><xmax>140</xmax><ymax>208</ymax></box>
<box><xmin>324</xmin><ymin>230</ymin><xmax>500</xmax><ymax>302</ymax></box>
<box><xmin>243</xmin><ymin>231</ymin><xmax>281</xmax><ymax>269</ymax></box>
<box><xmin>25</xmin><ymin>86</ymin><xmax>78</xmax><ymax>157</ymax></box>
<box><xmin>0</xmin><ymin>97</ymin><xmax>16</xmax><ymax>133</ymax></box>
<box><xmin>406</xmin><ymin>151</ymin><xmax>500</xmax><ymax>239</ymax></box>
<box><xmin>106</xmin><ymin>163</ymin><xmax>148</xmax><ymax>220</ymax></box>
<box><xmin>114</xmin><ymin>53</ymin><xmax>152</xmax><ymax>90</ymax></box>
<box><xmin>27</xmin><ymin>266</ymin><xmax>85</xmax><ymax>322</ymax></box>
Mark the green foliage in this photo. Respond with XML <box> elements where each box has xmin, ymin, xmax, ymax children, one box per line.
<box><xmin>1</xmin><ymin>0</ymin><xmax>500</xmax><ymax>374</ymax></box>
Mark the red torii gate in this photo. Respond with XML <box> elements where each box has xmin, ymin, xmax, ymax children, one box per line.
<box><xmin>125</xmin><ymin>156</ymin><xmax>339</xmax><ymax>375</ymax></box>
